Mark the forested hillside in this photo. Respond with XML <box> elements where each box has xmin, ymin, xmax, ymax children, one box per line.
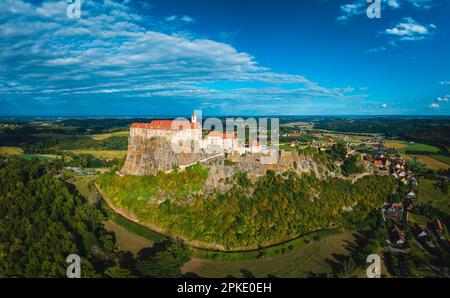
<box><xmin>0</xmin><ymin>157</ymin><xmax>190</xmax><ymax>277</ymax></box>
<box><xmin>99</xmin><ymin>166</ymin><xmax>396</xmax><ymax>248</ymax></box>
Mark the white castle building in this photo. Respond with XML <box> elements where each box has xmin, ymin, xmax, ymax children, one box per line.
<box><xmin>130</xmin><ymin>112</ymin><xmax>262</xmax><ymax>154</ymax></box>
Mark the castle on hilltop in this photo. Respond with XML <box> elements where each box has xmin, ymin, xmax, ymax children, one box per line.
<box><xmin>130</xmin><ymin>112</ymin><xmax>262</xmax><ymax>154</ymax></box>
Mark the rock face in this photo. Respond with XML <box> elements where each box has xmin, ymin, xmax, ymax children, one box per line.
<box><xmin>121</xmin><ymin>136</ymin><xmax>335</xmax><ymax>189</ymax></box>
<box><xmin>201</xmin><ymin>150</ymin><xmax>333</xmax><ymax>190</ymax></box>
<box><xmin>121</xmin><ymin>137</ymin><xmax>210</xmax><ymax>176</ymax></box>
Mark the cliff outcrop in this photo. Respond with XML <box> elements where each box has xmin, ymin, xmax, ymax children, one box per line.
<box><xmin>121</xmin><ymin>137</ymin><xmax>210</xmax><ymax>175</ymax></box>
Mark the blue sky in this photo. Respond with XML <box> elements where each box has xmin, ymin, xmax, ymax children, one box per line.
<box><xmin>0</xmin><ymin>0</ymin><xmax>449</xmax><ymax>116</ymax></box>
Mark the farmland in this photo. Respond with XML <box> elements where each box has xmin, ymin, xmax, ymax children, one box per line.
<box><xmin>18</xmin><ymin>153</ymin><xmax>59</xmax><ymax>161</ymax></box>
<box><xmin>89</xmin><ymin>131</ymin><xmax>130</xmax><ymax>141</ymax></box>
<box><xmin>385</xmin><ymin>140</ymin><xmax>440</xmax><ymax>153</ymax></box>
<box><xmin>385</xmin><ymin>140</ymin><xmax>447</xmax><ymax>169</ymax></box>
<box><xmin>399</xmin><ymin>143</ymin><xmax>440</xmax><ymax>153</ymax></box>
<box><xmin>63</xmin><ymin>149</ymin><xmax>127</xmax><ymax>160</ymax></box>
<box><xmin>0</xmin><ymin>146</ymin><xmax>23</xmax><ymax>155</ymax></box>
<box><xmin>182</xmin><ymin>229</ymin><xmax>355</xmax><ymax>277</ymax></box>
<box><xmin>415</xmin><ymin>179</ymin><xmax>450</xmax><ymax>213</ymax></box>
<box><xmin>408</xmin><ymin>155</ymin><xmax>449</xmax><ymax>170</ymax></box>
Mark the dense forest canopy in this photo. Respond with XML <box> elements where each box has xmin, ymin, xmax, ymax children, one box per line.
<box><xmin>0</xmin><ymin>157</ymin><xmax>190</xmax><ymax>277</ymax></box>
<box><xmin>0</xmin><ymin>157</ymin><xmax>116</xmax><ymax>277</ymax></box>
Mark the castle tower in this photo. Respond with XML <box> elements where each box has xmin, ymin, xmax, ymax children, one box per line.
<box><xmin>191</xmin><ymin>112</ymin><xmax>197</xmax><ymax>124</ymax></box>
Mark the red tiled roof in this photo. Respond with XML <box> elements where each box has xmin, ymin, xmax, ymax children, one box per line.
<box><xmin>131</xmin><ymin>120</ymin><xmax>200</xmax><ymax>131</ymax></box>
<box><xmin>208</xmin><ymin>130</ymin><xmax>237</xmax><ymax>139</ymax></box>
<box><xmin>131</xmin><ymin>123</ymin><xmax>152</xmax><ymax>129</ymax></box>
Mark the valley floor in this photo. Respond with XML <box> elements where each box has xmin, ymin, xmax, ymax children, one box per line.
<box><xmin>181</xmin><ymin>230</ymin><xmax>355</xmax><ymax>278</ymax></box>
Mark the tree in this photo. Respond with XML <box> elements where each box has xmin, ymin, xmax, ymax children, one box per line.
<box><xmin>341</xmin><ymin>155</ymin><xmax>363</xmax><ymax>176</ymax></box>
<box><xmin>135</xmin><ymin>241</ymin><xmax>190</xmax><ymax>278</ymax></box>
<box><xmin>331</xmin><ymin>142</ymin><xmax>347</xmax><ymax>160</ymax></box>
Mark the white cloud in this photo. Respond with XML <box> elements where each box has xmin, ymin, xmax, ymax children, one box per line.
<box><xmin>437</xmin><ymin>97</ymin><xmax>449</xmax><ymax>102</ymax></box>
<box><xmin>428</xmin><ymin>103</ymin><xmax>440</xmax><ymax>109</ymax></box>
<box><xmin>0</xmin><ymin>0</ymin><xmax>361</xmax><ymax>112</ymax></box>
<box><xmin>180</xmin><ymin>15</ymin><xmax>195</xmax><ymax>23</ymax></box>
<box><xmin>384</xmin><ymin>17</ymin><xmax>436</xmax><ymax>41</ymax></box>
<box><xmin>337</xmin><ymin>0</ymin><xmax>433</xmax><ymax>23</ymax></box>
<box><xmin>165</xmin><ymin>15</ymin><xmax>195</xmax><ymax>23</ymax></box>
<box><xmin>165</xmin><ymin>15</ymin><xmax>177</xmax><ymax>22</ymax></box>
<box><xmin>380</xmin><ymin>103</ymin><xmax>388</xmax><ymax>108</ymax></box>
<box><xmin>336</xmin><ymin>2</ymin><xmax>365</xmax><ymax>23</ymax></box>
<box><xmin>409</xmin><ymin>0</ymin><xmax>433</xmax><ymax>10</ymax></box>
<box><xmin>388</xmin><ymin>0</ymin><xmax>400</xmax><ymax>9</ymax></box>
<box><xmin>366</xmin><ymin>46</ymin><xmax>386</xmax><ymax>54</ymax></box>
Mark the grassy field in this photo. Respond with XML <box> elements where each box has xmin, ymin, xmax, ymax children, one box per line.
<box><xmin>89</xmin><ymin>131</ymin><xmax>130</xmax><ymax>141</ymax></box>
<box><xmin>431</xmin><ymin>155</ymin><xmax>450</xmax><ymax>165</ymax></box>
<box><xmin>182</xmin><ymin>229</ymin><xmax>355</xmax><ymax>277</ymax></box>
<box><xmin>409</xmin><ymin>155</ymin><xmax>450</xmax><ymax>170</ymax></box>
<box><xmin>385</xmin><ymin>140</ymin><xmax>440</xmax><ymax>153</ymax></box>
<box><xmin>66</xmin><ymin>174</ymin><xmax>99</xmax><ymax>204</ymax></box>
<box><xmin>18</xmin><ymin>153</ymin><xmax>59</xmax><ymax>161</ymax></box>
<box><xmin>63</xmin><ymin>149</ymin><xmax>127</xmax><ymax>159</ymax></box>
<box><xmin>400</xmin><ymin>143</ymin><xmax>440</xmax><ymax>153</ymax></box>
<box><xmin>279</xmin><ymin>143</ymin><xmax>297</xmax><ymax>151</ymax></box>
<box><xmin>416</xmin><ymin>179</ymin><xmax>450</xmax><ymax>213</ymax></box>
<box><xmin>0</xmin><ymin>146</ymin><xmax>24</xmax><ymax>155</ymax></box>
<box><xmin>104</xmin><ymin>203</ymin><xmax>167</xmax><ymax>243</ymax></box>
<box><xmin>322</xmin><ymin>132</ymin><xmax>376</xmax><ymax>145</ymax></box>
<box><xmin>384</xmin><ymin>140</ymin><xmax>408</xmax><ymax>149</ymax></box>
<box><xmin>388</xmin><ymin>139</ymin><xmax>448</xmax><ymax>169</ymax></box>
<box><xmin>408</xmin><ymin>212</ymin><xmax>429</xmax><ymax>226</ymax></box>
<box><xmin>104</xmin><ymin>219</ymin><xmax>154</xmax><ymax>254</ymax></box>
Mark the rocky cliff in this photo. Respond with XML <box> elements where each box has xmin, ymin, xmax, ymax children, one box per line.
<box><xmin>200</xmin><ymin>150</ymin><xmax>336</xmax><ymax>191</ymax></box>
<box><xmin>121</xmin><ymin>137</ymin><xmax>210</xmax><ymax>176</ymax></box>
<box><xmin>121</xmin><ymin>136</ymin><xmax>342</xmax><ymax>192</ymax></box>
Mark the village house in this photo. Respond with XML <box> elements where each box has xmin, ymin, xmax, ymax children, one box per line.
<box><xmin>382</xmin><ymin>202</ymin><xmax>404</xmax><ymax>221</ymax></box>
<box><xmin>373</xmin><ymin>157</ymin><xmax>390</xmax><ymax>169</ymax></box>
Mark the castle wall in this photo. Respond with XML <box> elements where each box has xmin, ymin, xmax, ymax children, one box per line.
<box><xmin>130</xmin><ymin>127</ymin><xmax>200</xmax><ymax>143</ymax></box>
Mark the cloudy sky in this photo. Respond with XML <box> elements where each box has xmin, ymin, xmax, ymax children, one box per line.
<box><xmin>0</xmin><ymin>0</ymin><xmax>449</xmax><ymax>116</ymax></box>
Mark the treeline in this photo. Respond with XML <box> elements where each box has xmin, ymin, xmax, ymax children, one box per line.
<box><xmin>0</xmin><ymin>133</ymin><xmax>128</xmax><ymax>152</ymax></box>
<box><xmin>315</xmin><ymin>118</ymin><xmax>450</xmax><ymax>152</ymax></box>
<box><xmin>98</xmin><ymin>165</ymin><xmax>396</xmax><ymax>248</ymax></box>
<box><xmin>60</xmin><ymin>153</ymin><xmax>123</xmax><ymax>169</ymax></box>
<box><xmin>0</xmin><ymin>157</ymin><xmax>190</xmax><ymax>277</ymax></box>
